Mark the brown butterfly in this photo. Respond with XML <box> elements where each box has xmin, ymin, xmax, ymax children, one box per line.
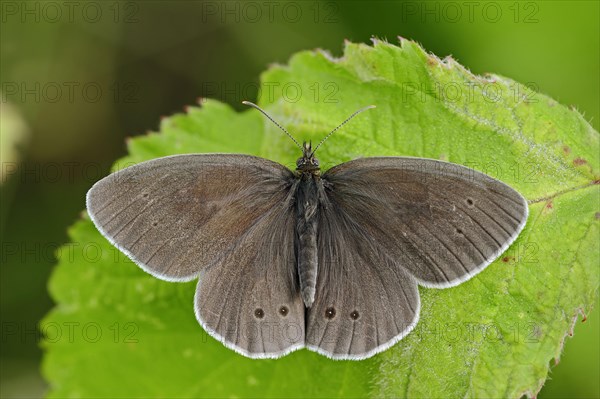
<box><xmin>87</xmin><ymin>102</ymin><xmax>528</xmax><ymax>359</ymax></box>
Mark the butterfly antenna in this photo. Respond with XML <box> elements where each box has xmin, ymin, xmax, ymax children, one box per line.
<box><xmin>242</xmin><ymin>101</ymin><xmax>302</xmax><ymax>150</ymax></box>
<box><xmin>312</xmin><ymin>105</ymin><xmax>376</xmax><ymax>154</ymax></box>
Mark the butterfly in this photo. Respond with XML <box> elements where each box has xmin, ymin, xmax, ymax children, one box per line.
<box><xmin>86</xmin><ymin>101</ymin><xmax>528</xmax><ymax>360</ymax></box>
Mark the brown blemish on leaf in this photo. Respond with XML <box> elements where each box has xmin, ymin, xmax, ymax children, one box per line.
<box><xmin>562</xmin><ymin>145</ymin><xmax>571</xmax><ymax>155</ymax></box>
<box><xmin>502</xmin><ymin>256</ymin><xmax>515</xmax><ymax>263</ymax></box>
<box><xmin>573</xmin><ymin>158</ymin><xmax>587</xmax><ymax>166</ymax></box>
<box><xmin>546</xmin><ymin>201</ymin><xmax>553</xmax><ymax>210</ymax></box>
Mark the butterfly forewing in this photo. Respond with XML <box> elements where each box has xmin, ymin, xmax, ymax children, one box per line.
<box><xmin>321</xmin><ymin>157</ymin><xmax>529</xmax><ymax>288</ymax></box>
<box><xmin>86</xmin><ymin>154</ymin><xmax>295</xmax><ymax>281</ymax></box>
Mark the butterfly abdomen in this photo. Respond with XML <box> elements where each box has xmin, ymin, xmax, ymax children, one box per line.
<box><xmin>296</xmin><ymin>177</ymin><xmax>320</xmax><ymax>308</ymax></box>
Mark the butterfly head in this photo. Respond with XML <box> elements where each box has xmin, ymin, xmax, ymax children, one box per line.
<box><xmin>296</xmin><ymin>141</ymin><xmax>320</xmax><ymax>174</ymax></box>
<box><xmin>241</xmin><ymin>101</ymin><xmax>375</xmax><ymax>177</ymax></box>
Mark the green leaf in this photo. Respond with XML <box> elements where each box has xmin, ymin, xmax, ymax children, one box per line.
<box><xmin>42</xmin><ymin>39</ymin><xmax>599</xmax><ymax>398</ymax></box>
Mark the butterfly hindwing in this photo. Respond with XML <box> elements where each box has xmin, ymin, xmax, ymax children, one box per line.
<box><xmin>195</xmin><ymin>192</ymin><xmax>305</xmax><ymax>358</ymax></box>
<box><xmin>306</xmin><ymin>203</ymin><xmax>420</xmax><ymax>359</ymax></box>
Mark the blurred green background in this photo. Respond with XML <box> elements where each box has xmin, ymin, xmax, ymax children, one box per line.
<box><xmin>1</xmin><ymin>1</ymin><xmax>598</xmax><ymax>397</ymax></box>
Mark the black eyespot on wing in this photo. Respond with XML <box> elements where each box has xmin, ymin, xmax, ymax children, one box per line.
<box><xmin>254</xmin><ymin>308</ymin><xmax>264</xmax><ymax>319</ymax></box>
<box><xmin>350</xmin><ymin>310</ymin><xmax>360</xmax><ymax>320</ymax></box>
<box><xmin>466</xmin><ymin>198</ymin><xmax>474</xmax><ymax>206</ymax></box>
<box><xmin>279</xmin><ymin>306</ymin><xmax>289</xmax><ymax>317</ymax></box>
<box><xmin>325</xmin><ymin>307</ymin><xmax>336</xmax><ymax>319</ymax></box>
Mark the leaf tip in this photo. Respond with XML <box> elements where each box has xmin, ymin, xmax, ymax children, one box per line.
<box><xmin>370</xmin><ymin>36</ymin><xmax>390</xmax><ymax>47</ymax></box>
<box><xmin>316</xmin><ymin>48</ymin><xmax>338</xmax><ymax>63</ymax></box>
<box><xmin>396</xmin><ymin>35</ymin><xmax>412</xmax><ymax>48</ymax></box>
